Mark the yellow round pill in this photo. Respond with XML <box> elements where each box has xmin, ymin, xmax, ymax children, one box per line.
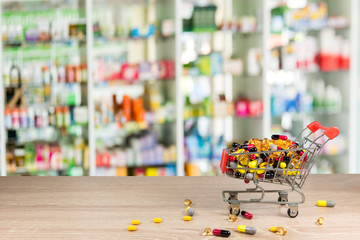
<box><xmin>131</xmin><ymin>220</ymin><xmax>140</xmax><ymax>225</ymax></box>
<box><xmin>183</xmin><ymin>216</ymin><xmax>192</xmax><ymax>221</ymax></box>
<box><xmin>153</xmin><ymin>218</ymin><xmax>162</xmax><ymax>223</ymax></box>
<box><xmin>127</xmin><ymin>225</ymin><xmax>137</xmax><ymax>231</ymax></box>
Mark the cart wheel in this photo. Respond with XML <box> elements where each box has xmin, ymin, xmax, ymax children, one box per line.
<box><xmin>230</xmin><ymin>207</ymin><xmax>240</xmax><ymax>216</ymax></box>
<box><xmin>278</xmin><ymin>197</ymin><xmax>286</xmax><ymax>205</ymax></box>
<box><xmin>287</xmin><ymin>208</ymin><xmax>299</xmax><ymax>218</ymax></box>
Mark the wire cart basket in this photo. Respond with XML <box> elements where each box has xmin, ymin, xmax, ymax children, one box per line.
<box><xmin>220</xmin><ymin>121</ymin><xmax>340</xmax><ymax>218</ymax></box>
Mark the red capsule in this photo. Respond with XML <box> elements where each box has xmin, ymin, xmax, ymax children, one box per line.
<box><xmin>241</xmin><ymin>210</ymin><xmax>253</xmax><ymax>220</ymax></box>
<box><xmin>250</xmin><ymin>154</ymin><xmax>257</xmax><ymax>160</ymax></box>
<box><xmin>213</xmin><ymin>229</ymin><xmax>231</xmax><ymax>237</ymax></box>
<box><xmin>229</xmin><ymin>156</ymin><xmax>236</xmax><ymax>162</ymax></box>
<box><xmin>277</xmin><ymin>146</ymin><xmax>282</xmax><ymax>150</ymax></box>
<box><xmin>257</xmin><ymin>173</ymin><xmax>264</xmax><ymax>178</ymax></box>
<box><xmin>271</xmin><ymin>135</ymin><xmax>287</xmax><ymax>140</ymax></box>
<box><xmin>244</xmin><ymin>179</ymin><xmax>250</xmax><ymax>184</ymax></box>
<box><xmin>280</xmin><ymin>135</ymin><xmax>287</xmax><ymax>140</ymax></box>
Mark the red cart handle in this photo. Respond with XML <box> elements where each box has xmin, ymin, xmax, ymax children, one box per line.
<box><xmin>220</xmin><ymin>149</ymin><xmax>229</xmax><ymax>174</ymax></box>
<box><xmin>307</xmin><ymin>121</ymin><xmax>340</xmax><ymax>140</ymax></box>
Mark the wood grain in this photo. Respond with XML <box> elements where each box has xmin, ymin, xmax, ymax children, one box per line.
<box><xmin>0</xmin><ymin>175</ymin><xmax>360</xmax><ymax>239</ymax></box>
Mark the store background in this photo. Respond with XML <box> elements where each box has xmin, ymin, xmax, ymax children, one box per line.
<box><xmin>0</xmin><ymin>0</ymin><xmax>358</xmax><ymax>176</ymax></box>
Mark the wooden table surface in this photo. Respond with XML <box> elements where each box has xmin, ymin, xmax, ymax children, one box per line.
<box><xmin>0</xmin><ymin>175</ymin><xmax>359</xmax><ymax>239</ymax></box>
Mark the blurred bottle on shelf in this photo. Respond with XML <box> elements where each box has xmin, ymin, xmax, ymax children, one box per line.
<box><xmin>6</xmin><ymin>137</ymin><xmax>89</xmax><ymax>176</ymax></box>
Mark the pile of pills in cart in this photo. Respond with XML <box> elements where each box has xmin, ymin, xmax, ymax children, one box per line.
<box><xmin>227</xmin><ymin>135</ymin><xmax>308</xmax><ymax>183</ymax></box>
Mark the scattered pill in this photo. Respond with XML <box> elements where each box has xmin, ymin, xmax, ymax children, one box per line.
<box><xmin>127</xmin><ymin>225</ymin><xmax>137</xmax><ymax>231</ymax></box>
<box><xmin>184</xmin><ymin>199</ymin><xmax>192</xmax><ymax>207</ymax></box>
<box><xmin>131</xmin><ymin>220</ymin><xmax>140</xmax><ymax>225</ymax></box>
<box><xmin>183</xmin><ymin>216</ymin><xmax>192</xmax><ymax>221</ymax></box>
<box><xmin>186</xmin><ymin>207</ymin><xmax>194</xmax><ymax>216</ymax></box>
<box><xmin>317</xmin><ymin>200</ymin><xmax>335</xmax><ymax>207</ymax></box>
<box><xmin>241</xmin><ymin>210</ymin><xmax>253</xmax><ymax>220</ymax></box>
<box><xmin>237</xmin><ymin>225</ymin><xmax>256</xmax><ymax>235</ymax></box>
<box><xmin>317</xmin><ymin>217</ymin><xmax>325</xmax><ymax>225</ymax></box>
<box><xmin>228</xmin><ymin>214</ymin><xmax>238</xmax><ymax>222</ymax></box>
<box><xmin>213</xmin><ymin>229</ymin><xmax>231</xmax><ymax>237</ymax></box>
<box><xmin>269</xmin><ymin>226</ymin><xmax>278</xmax><ymax>232</ymax></box>
<box><xmin>203</xmin><ymin>227</ymin><xmax>213</xmax><ymax>236</ymax></box>
<box><xmin>153</xmin><ymin>218</ymin><xmax>162</xmax><ymax>223</ymax></box>
<box><xmin>275</xmin><ymin>227</ymin><xmax>287</xmax><ymax>235</ymax></box>
<box><xmin>269</xmin><ymin>226</ymin><xmax>287</xmax><ymax>235</ymax></box>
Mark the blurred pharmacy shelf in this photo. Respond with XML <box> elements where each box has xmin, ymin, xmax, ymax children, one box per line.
<box><xmin>266</xmin><ymin>0</ymin><xmax>358</xmax><ymax>173</ymax></box>
<box><xmin>1</xmin><ymin>0</ymin><xmax>91</xmax><ymax>176</ymax></box>
<box><xmin>90</xmin><ymin>0</ymin><xmax>178</xmax><ymax>176</ymax></box>
<box><xmin>181</xmin><ymin>0</ymin><xmax>266</xmax><ymax>175</ymax></box>
<box><xmin>0</xmin><ymin>0</ymin><xmax>359</xmax><ymax>176</ymax></box>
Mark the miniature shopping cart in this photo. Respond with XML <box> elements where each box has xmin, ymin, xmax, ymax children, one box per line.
<box><xmin>220</xmin><ymin>121</ymin><xmax>339</xmax><ymax>218</ymax></box>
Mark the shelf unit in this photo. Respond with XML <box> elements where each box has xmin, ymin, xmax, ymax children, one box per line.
<box><xmin>265</xmin><ymin>0</ymin><xmax>358</xmax><ymax>173</ymax></box>
<box><xmin>1</xmin><ymin>0</ymin><xmax>91</xmax><ymax>176</ymax></box>
<box><xmin>89</xmin><ymin>0</ymin><xmax>179</xmax><ymax>176</ymax></box>
<box><xmin>180</xmin><ymin>0</ymin><xmax>267</xmax><ymax>176</ymax></box>
<box><xmin>0</xmin><ymin>0</ymin><xmax>358</xmax><ymax>175</ymax></box>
